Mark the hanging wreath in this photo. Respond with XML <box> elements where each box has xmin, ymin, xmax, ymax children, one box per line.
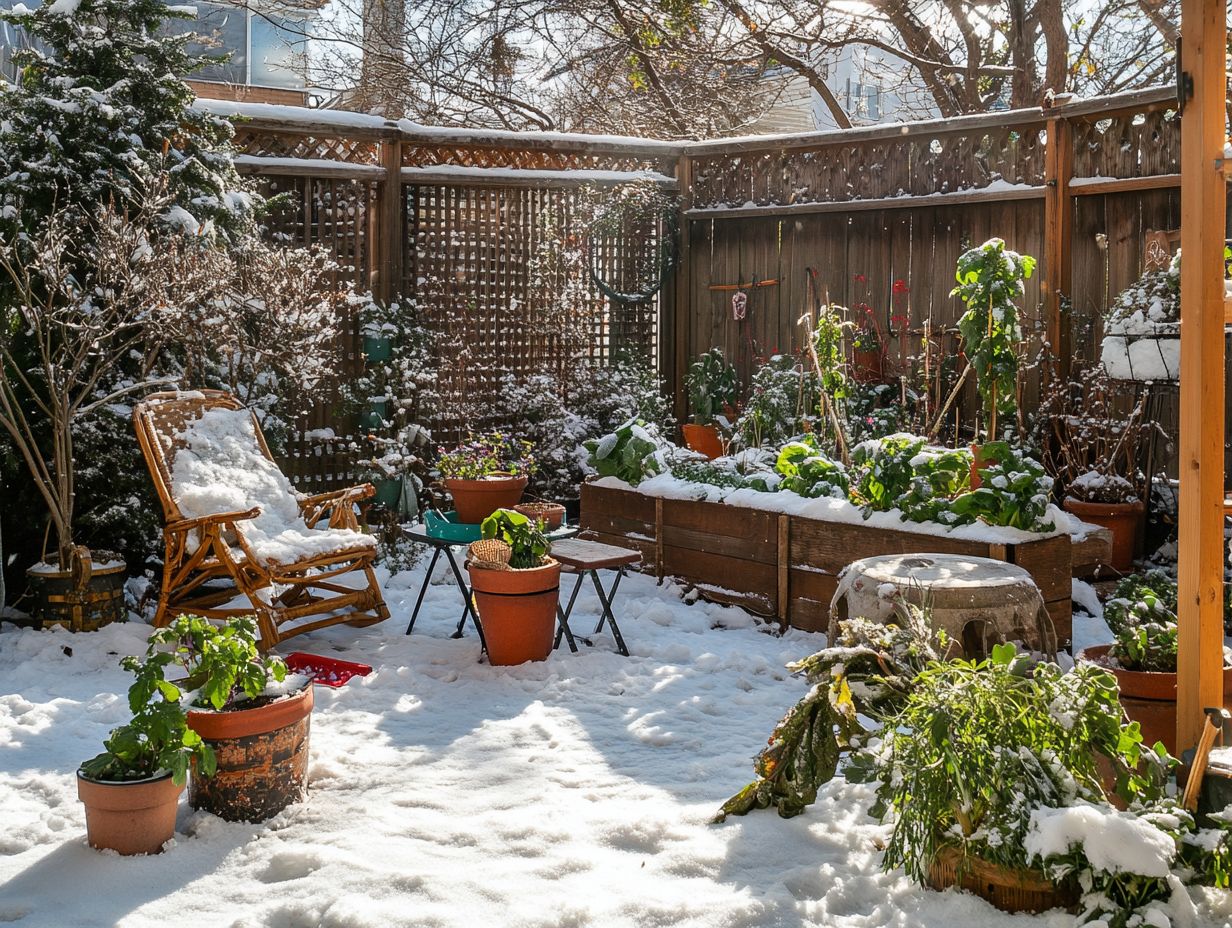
<box><xmin>584</xmin><ymin>181</ymin><xmax>678</xmax><ymax>305</ymax></box>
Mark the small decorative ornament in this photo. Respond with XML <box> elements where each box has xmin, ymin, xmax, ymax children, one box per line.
<box><xmin>732</xmin><ymin>290</ymin><xmax>748</xmax><ymax>321</ymax></box>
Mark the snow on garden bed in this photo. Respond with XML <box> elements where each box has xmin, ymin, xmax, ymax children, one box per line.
<box><xmin>2</xmin><ymin>564</ymin><xmax>1227</xmax><ymax>927</ymax></box>
<box><xmin>171</xmin><ymin>407</ymin><xmax>375</xmax><ymax>566</ymax></box>
<box><xmin>595</xmin><ymin>474</ymin><xmax>1088</xmax><ymax>546</ymax></box>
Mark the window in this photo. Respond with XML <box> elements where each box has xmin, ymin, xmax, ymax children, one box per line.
<box><xmin>162</xmin><ymin>1</ymin><xmax>308</xmax><ymax>88</ymax></box>
<box><xmin>249</xmin><ymin>12</ymin><xmax>305</xmax><ymax>88</ymax></box>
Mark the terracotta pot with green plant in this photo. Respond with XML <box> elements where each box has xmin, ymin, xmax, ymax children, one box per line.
<box><xmin>1078</xmin><ymin>572</ymin><xmax>1232</xmax><ymax>755</ymax></box>
<box><xmin>77</xmin><ymin>630</ymin><xmax>218</xmax><ymax>855</ymax></box>
<box><xmin>466</xmin><ymin>509</ymin><xmax>561</xmax><ymax>666</ymax></box>
<box><xmin>850</xmin><ymin>306</ymin><xmax>885</xmax><ymax>383</ymax></box>
<box><xmin>683</xmin><ymin>348</ymin><xmax>738</xmax><ymax>459</ymax></box>
<box><xmin>438</xmin><ymin>433</ymin><xmax>536</xmax><ymax>524</ymax></box>
<box><xmin>153</xmin><ymin>615</ymin><xmax>314</xmax><ymax>823</ymax></box>
<box><xmin>951</xmin><ymin>239</ymin><xmax>1035</xmax><ymax>487</ymax></box>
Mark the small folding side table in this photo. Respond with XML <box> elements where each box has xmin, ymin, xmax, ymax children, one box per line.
<box><xmin>549</xmin><ymin>538</ymin><xmax>642</xmax><ymax>656</ymax></box>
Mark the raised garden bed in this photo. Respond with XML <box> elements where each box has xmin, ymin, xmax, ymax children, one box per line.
<box><xmin>581</xmin><ymin>481</ymin><xmax>1088</xmax><ymax>647</ymax></box>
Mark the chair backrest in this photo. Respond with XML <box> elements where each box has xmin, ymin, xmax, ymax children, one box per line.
<box><xmin>133</xmin><ymin>390</ymin><xmax>283</xmax><ymax>525</ymax></box>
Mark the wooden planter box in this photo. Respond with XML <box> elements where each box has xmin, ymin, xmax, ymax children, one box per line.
<box><xmin>581</xmin><ymin>482</ymin><xmax>1076</xmax><ymax>647</ymax></box>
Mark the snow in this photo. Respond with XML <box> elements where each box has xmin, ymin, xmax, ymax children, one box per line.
<box><xmin>1026</xmin><ymin>803</ymin><xmax>1176</xmax><ymax>877</ymax></box>
<box><xmin>599</xmin><ymin>475</ymin><xmax>1073</xmax><ymax>545</ymax></box>
<box><xmin>233</xmin><ymin>155</ymin><xmax>385</xmax><ymax>179</ymax></box>
<box><xmin>400</xmin><ymin>165</ymin><xmax>676</xmax><ymax>186</ymax></box>
<box><xmin>1101</xmin><ymin>331</ymin><xmax>1180</xmax><ymax>382</ymax></box>
<box><xmin>171</xmin><ymin>407</ymin><xmax>375</xmax><ymax>566</ymax></box>
<box><xmin>0</xmin><ymin>564</ymin><xmax>1227</xmax><ymax>926</ymax></box>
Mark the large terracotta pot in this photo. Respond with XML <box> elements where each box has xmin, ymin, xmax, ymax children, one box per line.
<box><xmin>927</xmin><ymin>843</ymin><xmax>1077</xmax><ymax>914</ymax></box>
<box><xmin>468</xmin><ymin>559</ymin><xmax>562</xmax><ymax>665</ymax></box>
<box><xmin>1063</xmin><ymin>498</ymin><xmax>1144</xmax><ymax>573</ymax></box>
<box><xmin>77</xmin><ymin>770</ymin><xmax>183</xmax><ymax>856</ymax></box>
<box><xmin>851</xmin><ymin>348</ymin><xmax>885</xmax><ymax>383</ymax></box>
<box><xmin>445</xmin><ymin>474</ymin><xmax>528</xmax><ymax>524</ymax></box>
<box><xmin>681</xmin><ymin>423</ymin><xmax>724</xmax><ymax>459</ymax></box>
<box><xmin>1078</xmin><ymin>644</ymin><xmax>1232</xmax><ymax>756</ymax></box>
<box><xmin>186</xmin><ymin>686</ymin><xmax>313</xmax><ymax>823</ymax></box>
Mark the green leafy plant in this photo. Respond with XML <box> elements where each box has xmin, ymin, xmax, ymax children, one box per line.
<box><xmin>584</xmin><ymin>418</ymin><xmax>665</xmax><ymax>486</ymax></box>
<box><xmin>895</xmin><ymin>446</ymin><xmax>973</xmax><ymax>523</ymax></box>
<box><xmin>670</xmin><ymin>457</ymin><xmax>774</xmax><ymax>492</ymax></box>
<box><xmin>952</xmin><ymin>239</ymin><xmax>1035</xmax><ymax>440</ymax></box>
<box><xmin>944</xmin><ymin>442</ymin><xmax>1055</xmax><ymax>532</ymax></box>
<box><xmin>481</xmin><ymin>508</ymin><xmax>550</xmax><ymax>569</ymax></box>
<box><xmin>873</xmin><ymin>644</ymin><xmax>1169</xmax><ymax>885</ymax></box>
<box><xmin>438</xmin><ymin>432</ymin><xmax>536</xmax><ymax>481</ymax></box>
<box><xmin>734</xmin><ymin>353</ymin><xmax>820</xmax><ymax>449</ymax></box>
<box><xmin>686</xmin><ymin>348</ymin><xmax>738</xmax><ymax>426</ymax></box>
<box><xmin>149</xmin><ymin>615</ymin><xmax>287</xmax><ymax>711</ymax></box>
<box><xmin>849</xmin><ymin>434</ymin><xmax>928</xmax><ymax>511</ymax></box>
<box><xmin>1103</xmin><ymin>570</ymin><xmax>1177</xmax><ymax>636</ymax></box>
<box><xmin>775</xmin><ymin>437</ymin><xmax>849</xmax><ymax>499</ymax></box>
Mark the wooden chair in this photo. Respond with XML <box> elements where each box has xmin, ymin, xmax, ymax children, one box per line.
<box><xmin>133</xmin><ymin>390</ymin><xmax>390</xmax><ymax>649</ymax></box>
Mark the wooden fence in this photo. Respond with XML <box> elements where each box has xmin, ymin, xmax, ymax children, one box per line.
<box><xmin>212</xmin><ymin>85</ymin><xmax>1217</xmax><ymax>489</ymax></box>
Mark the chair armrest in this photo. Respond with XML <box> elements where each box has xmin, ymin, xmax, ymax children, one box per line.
<box><xmin>166</xmin><ymin>507</ymin><xmax>261</xmax><ymax>534</ymax></box>
<box><xmin>298</xmin><ymin>484</ymin><xmax>375</xmax><ymax>510</ymax></box>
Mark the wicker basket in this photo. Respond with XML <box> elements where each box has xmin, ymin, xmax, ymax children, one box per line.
<box><xmin>468</xmin><ymin>538</ymin><xmax>512</xmax><ymax>570</ymax></box>
<box><xmin>926</xmin><ymin>844</ymin><xmax>1077</xmax><ymax>914</ymax></box>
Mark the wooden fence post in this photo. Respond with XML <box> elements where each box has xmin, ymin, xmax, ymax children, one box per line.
<box><xmin>1043</xmin><ymin>116</ymin><xmax>1074</xmax><ymax>382</ymax></box>
<box><xmin>1176</xmin><ymin>0</ymin><xmax>1228</xmax><ymax>755</ymax></box>
<box><xmin>379</xmin><ymin>135</ymin><xmax>404</xmax><ymax>301</ymax></box>
<box><xmin>672</xmin><ymin>154</ymin><xmax>693</xmax><ymax>426</ymax></box>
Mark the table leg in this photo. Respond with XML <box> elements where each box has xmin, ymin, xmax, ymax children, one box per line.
<box><xmin>591</xmin><ymin>568</ymin><xmax>628</xmax><ymax>656</ymax></box>
<box><xmin>443</xmin><ymin>546</ymin><xmax>486</xmax><ymax>653</ymax></box>
<box><xmin>554</xmin><ymin>571</ymin><xmax>587</xmax><ymax>653</ymax></box>
<box><xmin>405</xmin><ymin>546</ymin><xmax>443</xmax><ymax>636</ymax></box>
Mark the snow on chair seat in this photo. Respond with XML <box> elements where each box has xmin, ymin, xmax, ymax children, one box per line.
<box><xmin>134</xmin><ymin>389</ymin><xmax>390</xmax><ymax>650</ymax></box>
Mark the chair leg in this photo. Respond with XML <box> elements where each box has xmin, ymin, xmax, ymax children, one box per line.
<box><xmin>590</xmin><ymin>568</ymin><xmax>628</xmax><ymax>657</ymax></box>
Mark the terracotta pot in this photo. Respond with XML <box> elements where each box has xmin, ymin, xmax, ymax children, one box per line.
<box><xmin>968</xmin><ymin>442</ymin><xmax>993</xmax><ymax>490</ymax></box>
<box><xmin>77</xmin><ymin>770</ymin><xmax>183</xmax><ymax>856</ymax></box>
<box><xmin>851</xmin><ymin>348</ymin><xmax>885</xmax><ymax>383</ymax></box>
<box><xmin>1062</xmin><ymin>498</ymin><xmax>1144</xmax><ymax>573</ymax></box>
<box><xmin>186</xmin><ymin>686</ymin><xmax>313</xmax><ymax>823</ymax></box>
<box><xmin>1078</xmin><ymin>644</ymin><xmax>1232</xmax><ymax>756</ymax></box>
<box><xmin>927</xmin><ymin>843</ymin><xmax>1077</xmax><ymax>914</ymax></box>
<box><xmin>514</xmin><ymin>501</ymin><xmax>565</xmax><ymax>529</ymax></box>
<box><xmin>468</xmin><ymin>559</ymin><xmax>562</xmax><ymax>665</ymax></box>
<box><xmin>445</xmin><ymin>474</ymin><xmax>528</xmax><ymax>524</ymax></box>
<box><xmin>681</xmin><ymin>423</ymin><xmax>724</xmax><ymax>459</ymax></box>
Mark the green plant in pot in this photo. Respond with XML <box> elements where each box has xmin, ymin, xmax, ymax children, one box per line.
<box><xmin>77</xmin><ymin>642</ymin><xmax>217</xmax><ymax>855</ymax></box>
<box><xmin>437</xmin><ymin>433</ymin><xmax>536</xmax><ymax>524</ymax></box>
<box><xmin>952</xmin><ymin>238</ymin><xmax>1035</xmax><ymax>485</ymax></box>
<box><xmin>850</xmin><ymin>304</ymin><xmax>885</xmax><ymax>383</ymax></box>
<box><xmin>466</xmin><ymin>509</ymin><xmax>561</xmax><ymax>666</ymax></box>
<box><xmin>152</xmin><ymin>614</ymin><xmax>314</xmax><ymax>823</ymax></box>
<box><xmin>683</xmin><ymin>348</ymin><xmax>738</xmax><ymax>459</ymax></box>
<box><xmin>1078</xmin><ymin>571</ymin><xmax>1232</xmax><ymax>756</ymax></box>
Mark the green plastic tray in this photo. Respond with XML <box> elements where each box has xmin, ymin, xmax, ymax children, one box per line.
<box><xmin>424</xmin><ymin>510</ymin><xmax>483</xmax><ymax>543</ymax></box>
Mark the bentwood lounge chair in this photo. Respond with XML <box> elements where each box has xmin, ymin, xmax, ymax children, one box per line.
<box><xmin>133</xmin><ymin>390</ymin><xmax>390</xmax><ymax>649</ymax></box>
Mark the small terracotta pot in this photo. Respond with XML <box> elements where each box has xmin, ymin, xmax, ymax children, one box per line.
<box><xmin>926</xmin><ymin>843</ymin><xmax>1077</xmax><ymax>914</ymax></box>
<box><xmin>468</xmin><ymin>559</ymin><xmax>562</xmax><ymax>665</ymax></box>
<box><xmin>77</xmin><ymin>770</ymin><xmax>183</xmax><ymax>856</ymax></box>
<box><xmin>1078</xmin><ymin>644</ymin><xmax>1232</xmax><ymax>756</ymax></box>
<box><xmin>187</xmin><ymin>686</ymin><xmax>313</xmax><ymax>823</ymax></box>
<box><xmin>445</xmin><ymin>474</ymin><xmax>528</xmax><ymax>524</ymax></box>
<box><xmin>514</xmin><ymin>501</ymin><xmax>565</xmax><ymax>529</ymax></box>
<box><xmin>681</xmin><ymin>423</ymin><xmax>724</xmax><ymax>459</ymax></box>
<box><xmin>968</xmin><ymin>442</ymin><xmax>992</xmax><ymax>490</ymax></box>
<box><xmin>851</xmin><ymin>349</ymin><xmax>885</xmax><ymax>383</ymax></box>
<box><xmin>1063</xmin><ymin>498</ymin><xmax>1144</xmax><ymax>573</ymax></box>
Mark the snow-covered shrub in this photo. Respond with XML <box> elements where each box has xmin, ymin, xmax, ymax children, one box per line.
<box><xmin>570</xmin><ymin>356</ymin><xmax>671</xmax><ymax>439</ymax></box>
<box><xmin>1106</xmin><ymin>257</ymin><xmax>1181</xmax><ymax>333</ymax></box>
<box><xmin>845</xmin><ymin>381</ymin><xmax>919</xmax><ymax>444</ymax></box>
<box><xmin>1067</xmin><ymin>470</ymin><xmax>1138</xmax><ymax>505</ymax></box>
<box><xmin>584</xmin><ymin>419</ymin><xmax>666</xmax><ymax>485</ymax></box>
<box><xmin>734</xmin><ymin>353</ymin><xmax>820</xmax><ymax>449</ymax></box>
<box><xmin>496</xmin><ymin>373</ymin><xmax>579</xmax><ymax>500</ymax></box>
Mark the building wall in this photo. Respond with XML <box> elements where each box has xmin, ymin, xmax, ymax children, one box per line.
<box><xmin>187</xmin><ymin>80</ymin><xmax>309</xmax><ymax>107</ymax></box>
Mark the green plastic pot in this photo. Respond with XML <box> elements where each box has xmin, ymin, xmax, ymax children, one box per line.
<box><xmin>363</xmin><ymin>335</ymin><xmax>393</xmax><ymax>362</ymax></box>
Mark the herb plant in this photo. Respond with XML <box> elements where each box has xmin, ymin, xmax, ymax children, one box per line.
<box><xmin>952</xmin><ymin>239</ymin><xmax>1035</xmax><ymax>440</ymax></box>
<box><xmin>149</xmin><ymin>615</ymin><xmax>288</xmax><ymax>711</ymax></box>
<box><xmin>481</xmin><ymin>508</ymin><xmax>550</xmax><ymax>569</ymax></box>
<box><xmin>686</xmin><ymin>348</ymin><xmax>739</xmax><ymax>426</ymax></box>
<box><xmin>438</xmin><ymin>433</ymin><xmax>536</xmax><ymax>481</ymax></box>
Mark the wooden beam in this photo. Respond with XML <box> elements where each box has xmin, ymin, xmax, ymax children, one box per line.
<box><xmin>1176</xmin><ymin>0</ymin><xmax>1227</xmax><ymax>755</ymax></box>
<box><xmin>399</xmin><ymin>166</ymin><xmax>677</xmax><ymax>190</ymax></box>
<box><xmin>672</xmin><ymin>155</ymin><xmax>694</xmax><ymax>426</ymax></box>
<box><xmin>379</xmin><ymin>137</ymin><xmax>404</xmax><ymax>302</ymax></box>
<box><xmin>1043</xmin><ymin>117</ymin><xmax>1074</xmax><ymax>380</ymax></box>
<box><xmin>685</xmin><ymin>184</ymin><xmax>1045</xmax><ymax>219</ymax></box>
<box><xmin>1068</xmin><ymin>174</ymin><xmax>1182</xmax><ymax>195</ymax></box>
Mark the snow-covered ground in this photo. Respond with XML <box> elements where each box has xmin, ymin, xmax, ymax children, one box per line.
<box><xmin>1</xmin><ymin>564</ymin><xmax>1230</xmax><ymax>927</ymax></box>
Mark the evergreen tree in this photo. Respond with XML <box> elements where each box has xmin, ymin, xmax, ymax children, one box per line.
<box><xmin>0</xmin><ymin>0</ymin><xmax>252</xmax><ymax>234</ymax></box>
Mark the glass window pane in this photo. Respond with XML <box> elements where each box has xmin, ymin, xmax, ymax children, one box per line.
<box><xmin>250</xmin><ymin>13</ymin><xmax>305</xmax><ymax>88</ymax></box>
<box><xmin>167</xmin><ymin>0</ymin><xmax>246</xmax><ymax>84</ymax></box>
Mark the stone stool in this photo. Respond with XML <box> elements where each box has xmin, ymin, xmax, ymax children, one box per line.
<box><xmin>828</xmin><ymin>553</ymin><xmax>1057</xmax><ymax>658</ymax></box>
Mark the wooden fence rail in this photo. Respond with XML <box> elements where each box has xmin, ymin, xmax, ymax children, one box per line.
<box><xmin>206</xmin><ymin>84</ymin><xmax>1215</xmax><ymax>489</ymax></box>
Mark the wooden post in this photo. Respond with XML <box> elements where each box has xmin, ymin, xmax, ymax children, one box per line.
<box><xmin>1176</xmin><ymin>0</ymin><xmax>1227</xmax><ymax>754</ymax></box>
<box><xmin>671</xmin><ymin>154</ymin><xmax>693</xmax><ymax>426</ymax></box>
<box><xmin>379</xmin><ymin>136</ymin><xmax>404</xmax><ymax>302</ymax></box>
<box><xmin>1042</xmin><ymin>116</ymin><xmax>1073</xmax><ymax>381</ymax></box>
